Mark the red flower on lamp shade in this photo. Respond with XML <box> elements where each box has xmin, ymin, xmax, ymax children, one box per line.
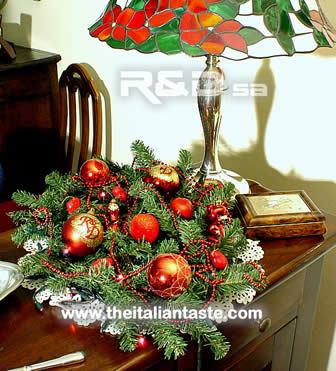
<box><xmin>310</xmin><ymin>10</ymin><xmax>336</xmax><ymax>47</ymax></box>
<box><xmin>90</xmin><ymin>5</ymin><xmax>151</xmax><ymax>45</ymax></box>
<box><xmin>90</xmin><ymin>6</ymin><xmax>122</xmax><ymax>41</ymax></box>
<box><xmin>180</xmin><ymin>15</ymin><xmax>247</xmax><ymax>55</ymax></box>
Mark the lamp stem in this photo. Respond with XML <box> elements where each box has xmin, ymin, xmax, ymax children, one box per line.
<box><xmin>195</xmin><ymin>55</ymin><xmax>249</xmax><ymax>194</ymax></box>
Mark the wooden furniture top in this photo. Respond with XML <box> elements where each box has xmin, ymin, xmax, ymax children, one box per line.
<box><xmin>1</xmin><ymin>181</ymin><xmax>335</xmax><ymax>370</ymax></box>
<box><xmin>0</xmin><ymin>46</ymin><xmax>61</xmax><ymax>72</ymax></box>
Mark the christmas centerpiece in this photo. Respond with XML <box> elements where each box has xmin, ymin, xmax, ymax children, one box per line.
<box><xmin>10</xmin><ymin>141</ymin><xmax>266</xmax><ymax>360</ymax></box>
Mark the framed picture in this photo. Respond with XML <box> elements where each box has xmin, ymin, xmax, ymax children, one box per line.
<box><xmin>235</xmin><ymin>191</ymin><xmax>327</xmax><ymax>239</ymax></box>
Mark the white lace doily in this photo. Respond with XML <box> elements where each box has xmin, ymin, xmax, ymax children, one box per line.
<box><xmin>103</xmin><ymin>322</ymin><xmax>122</xmax><ymax>335</ymax></box>
<box><xmin>23</xmin><ymin>239</ymin><xmax>49</xmax><ymax>253</ymax></box>
<box><xmin>238</xmin><ymin>239</ymin><xmax>264</xmax><ymax>262</ymax></box>
<box><xmin>35</xmin><ymin>288</ymin><xmax>53</xmax><ymax>304</ymax></box>
<box><xmin>22</xmin><ymin>278</ymin><xmax>46</xmax><ymax>291</ymax></box>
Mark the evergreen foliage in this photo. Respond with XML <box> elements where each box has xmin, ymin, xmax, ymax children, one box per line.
<box><xmin>10</xmin><ymin>141</ymin><xmax>265</xmax><ymax>360</ymax></box>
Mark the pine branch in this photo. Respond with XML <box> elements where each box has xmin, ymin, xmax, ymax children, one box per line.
<box><xmin>131</xmin><ymin>140</ymin><xmax>156</xmax><ymax>168</ymax></box>
<box><xmin>149</xmin><ymin>322</ymin><xmax>188</xmax><ymax>359</ymax></box>
<box><xmin>186</xmin><ymin>321</ymin><xmax>230</xmax><ymax>360</ymax></box>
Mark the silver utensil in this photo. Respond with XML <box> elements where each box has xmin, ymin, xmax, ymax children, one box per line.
<box><xmin>0</xmin><ymin>261</ymin><xmax>23</xmax><ymax>301</ymax></box>
<box><xmin>8</xmin><ymin>351</ymin><xmax>86</xmax><ymax>371</ymax></box>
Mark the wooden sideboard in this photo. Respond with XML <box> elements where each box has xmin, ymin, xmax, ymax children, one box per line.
<box><xmin>1</xmin><ymin>182</ymin><xmax>334</xmax><ymax>371</ymax></box>
<box><xmin>0</xmin><ymin>46</ymin><xmax>62</xmax><ymax>199</ymax></box>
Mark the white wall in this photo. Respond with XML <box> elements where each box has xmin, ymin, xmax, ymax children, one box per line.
<box><xmin>2</xmin><ymin>0</ymin><xmax>336</xmax><ymax>369</ymax></box>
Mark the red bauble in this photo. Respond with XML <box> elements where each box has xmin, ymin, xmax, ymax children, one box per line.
<box><xmin>206</xmin><ymin>204</ymin><xmax>229</xmax><ymax>223</ymax></box>
<box><xmin>92</xmin><ymin>257</ymin><xmax>114</xmax><ymax>272</ymax></box>
<box><xmin>62</xmin><ymin>213</ymin><xmax>104</xmax><ymax>257</ymax></box>
<box><xmin>97</xmin><ymin>189</ymin><xmax>110</xmax><ymax>201</ymax></box>
<box><xmin>145</xmin><ymin>165</ymin><xmax>180</xmax><ymax>193</ymax></box>
<box><xmin>129</xmin><ymin>214</ymin><xmax>160</xmax><ymax>243</ymax></box>
<box><xmin>208</xmin><ymin>222</ymin><xmax>225</xmax><ymax>243</ymax></box>
<box><xmin>147</xmin><ymin>253</ymin><xmax>192</xmax><ymax>298</ymax></box>
<box><xmin>112</xmin><ymin>185</ymin><xmax>127</xmax><ymax>203</ymax></box>
<box><xmin>170</xmin><ymin>197</ymin><xmax>193</xmax><ymax>219</ymax></box>
<box><xmin>210</xmin><ymin>250</ymin><xmax>229</xmax><ymax>270</ymax></box>
<box><xmin>66</xmin><ymin>197</ymin><xmax>81</xmax><ymax>213</ymax></box>
<box><xmin>79</xmin><ymin>159</ymin><xmax>110</xmax><ymax>186</ymax></box>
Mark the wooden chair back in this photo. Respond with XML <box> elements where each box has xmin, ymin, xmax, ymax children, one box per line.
<box><xmin>59</xmin><ymin>64</ymin><xmax>102</xmax><ymax>171</ymax></box>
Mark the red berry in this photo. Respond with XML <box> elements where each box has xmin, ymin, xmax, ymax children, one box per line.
<box><xmin>170</xmin><ymin>198</ymin><xmax>193</xmax><ymax>219</ymax></box>
<box><xmin>129</xmin><ymin>214</ymin><xmax>160</xmax><ymax>243</ymax></box>
<box><xmin>66</xmin><ymin>197</ymin><xmax>81</xmax><ymax>213</ymax></box>
<box><xmin>210</xmin><ymin>250</ymin><xmax>228</xmax><ymax>270</ymax></box>
<box><xmin>112</xmin><ymin>185</ymin><xmax>127</xmax><ymax>203</ymax></box>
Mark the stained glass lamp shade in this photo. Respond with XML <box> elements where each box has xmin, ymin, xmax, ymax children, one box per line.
<box><xmin>90</xmin><ymin>0</ymin><xmax>336</xmax><ymax>192</ymax></box>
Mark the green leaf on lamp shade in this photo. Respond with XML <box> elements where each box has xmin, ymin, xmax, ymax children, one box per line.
<box><xmin>157</xmin><ymin>33</ymin><xmax>181</xmax><ymax>54</ymax></box>
<box><xmin>280</xmin><ymin>11</ymin><xmax>295</xmax><ymax>37</ymax></box>
<box><xmin>128</xmin><ymin>0</ymin><xmax>145</xmax><ymax>10</ymax></box>
<box><xmin>208</xmin><ymin>0</ymin><xmax>239</xmax><ymax>20</ymax></box>
<box><xmin>261</xmin><ymin>0</ymin><xmax>277</xmax><ymax>12</ymax></box>
<box><xmin>150</xmin><ymin>19</ymin><xmax>180</xmax><ymax>33</ymax></box>
<box><xmin>295</xmin><ymin>10</ymin><xmax>313</xmax><ymax>28</ymax></box>
<box><xmin>252</xmin><ymin>0</ymin><xmax>262</xmax><ymax>14</ymax></box>
<box><xmin>137</xmin><ymin>36</ymin><xmax>158</xmax><ymax>53</ymax></box>
<box><xmin>277</xmin><ymin>0</ymin><xmax>294</xmax><ymax>12</ymax></box>
<box><xmin>181</xmin><ymin>42</ymin><xmax>206</xmax><ymax>57</ymax></box>
<box><xmin>277</xmin><ymin>32</ymin><xmax>295</xmax><ymax>55</ymax></box>
<box><xmin>235</xmin><ymin>0</ymin><xmax>250</xmax><ymax>4</ymax></box>
<box><xmin>313</xmin><ymin>30</ymin><xmax>331</xmax><ymax>47</ymax></box>
<box><xmin>299</xmin><ymin>0</ymin><xmax>310</xmax><ymax>18</ymax></box>
<box><xmin>238</xmin><ymin>27</ymin><xmax>265</xmax><ymax>45</ymax></box>
<box><xmin>264</xmin><ymin>5</ymin><xmax>280</xmax><ymax>34</ymax></box>
<box><xmin>125</xmin><ymin>36</ymin><xmax>158</xmax><ymax>53</ymax></box>
<box><xmin>107</xmin><ymin>38</ymin><xmax>126</xmax><ymax>49</ymax></box>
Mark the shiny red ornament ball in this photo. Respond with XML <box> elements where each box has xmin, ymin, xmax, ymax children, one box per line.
<box><xmin>210</xmin><ymin>250</ymin><xmax>229</xmax><ymax>270</ymax></box>
<box><xmin>91</xmin><ymin>257</ymin><xmax>114</xmax><ymax>273</ymax></box>
<box><xmin>79</xmin><ymin>159</ymin><xmax>110</xmax><ymax>186</ymax></box>
<box><xmin>129</xmin><ymin>214</ymin><xmax>160</xmax><ymax>243</ymax></box>
<box><xmin>145</xmin><ymin>165</ymin><xmax>180</xmax><ymax>193</ymax></box>
<box><xmin>97</xmin><ymin>189</ymin><xmax>110</xmax><ymax>201</ymax></box>
<box><xmin>170</xmin><ymin>197</ymin><xmax>193</xmax><ymax>219</ymax></box>
<box><xmin>112</xmin><ymin>185</ymin><xmax>127</xmax><ymax>203</ymax></box>
<box><xmin>62</xmin><ymin>213</ymin><xmax>104</xmax><ymax>257</ymax></box>
<box><xmin>147</xmin><ymin>253</ymin><xmax>192</xmax><ymax>298</ymax></box>
<box><xmin>66</xmin><ymin>197</ymin><xmax>81</xmax><ymax>213</ymax></box>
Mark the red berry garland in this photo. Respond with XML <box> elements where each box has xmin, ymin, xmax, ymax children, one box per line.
<box><xmin>170</xmin><ymin>197</ymin><xmax>193</xmax><ymax>219</ymax></box>
<box><xmin>129</xmin><ymin>214</ymin><xmax>160</xmax><ymax>243</ymax></box>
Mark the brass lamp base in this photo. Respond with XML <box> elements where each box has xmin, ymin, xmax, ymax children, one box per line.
<box><xmin>194</xmin><ymin>55</ymin><xmax>250</xmax><ymax>194</ymax></box>
<box><xmin>195</xmin><ymin>168</ymin><xmax>250</xmax><ymax>194</ymax></box>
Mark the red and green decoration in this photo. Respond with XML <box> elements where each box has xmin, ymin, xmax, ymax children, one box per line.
<box><xmin>89</xmin><ymin>0</ymin><xmax>336</xmax><ymax>59</ymax></box>
<box><xmin>10</xmin><ymin>141</ymin><xmax>266</xmax><ymax>360</ymax></box>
